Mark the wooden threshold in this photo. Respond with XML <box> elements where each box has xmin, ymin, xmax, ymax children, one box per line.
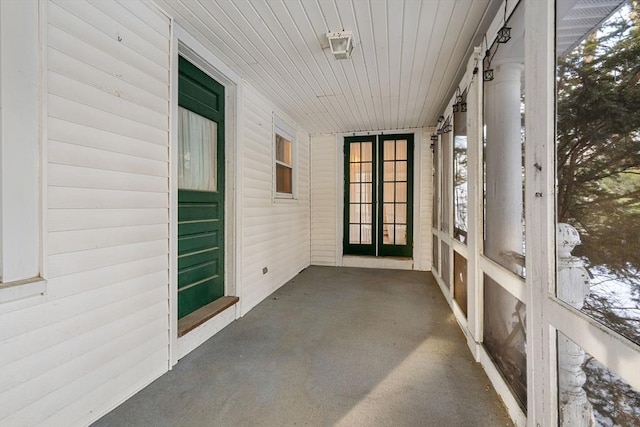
<box><xmin>178</xmin><ymin>296</ymin><xmax>239</xmax><ymax>337</ymax></box>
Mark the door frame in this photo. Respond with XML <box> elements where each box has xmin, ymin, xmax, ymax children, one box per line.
<box><xmin>169</xmin><ymin>23</ymin><xmax>242</xmax><ymax>366</ymax></box>
<box><xmin>337</xmin><ymin>129</ymin><xmax>424</xmax><ymax>270</ymax></box>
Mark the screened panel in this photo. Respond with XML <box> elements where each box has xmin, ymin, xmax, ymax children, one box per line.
<box><xmin>453</xmin><ymin>100</ymin><xmax>468</xmax><ymax>244</ymax></box>
<box><xmin>557</xmin><ymin>332</ymin><xmax>640</xmax><ymax>425</ymax></box>
<box><xmin>441</xmin><ymin>241</ymin><xmax>450</xmax><ymax>289</ymax></box>
<box><xmin>440</xmin><ymin>132</ymin><xmax>451</xmax><ymax>233</ymax></box>
<box><xmin>178</xmin><ymin>107</ymin><xmax>218</xmax><ymax>191</ymax></box>
<box><xmin>432</xmin><ymin>137</ymin><xmax>439</xmax><ymax>229</ymax></box>
<box><xmin>555</xmin><ymin>0</ymin><xmax>640</xmax><ymax>346</ymax></box>
<box><xmin>484</xmin><ymin>274</ymin><xmax>527</xmax><ymax>409</ymax></box>
<box><xmin>483</xmin><ymin>3</ymin><xmax>526</xmax><ymax>277</ymax></box>
<box><xmin>453</xmin><ymin>251</ymin><xmax>467</xmax><ymax>316</ymax></box>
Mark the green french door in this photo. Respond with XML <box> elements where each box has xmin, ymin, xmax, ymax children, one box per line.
<box><xmin>344</xmin><ymin>134</ymin><xmax>414</xmax><ymax>257</ymax></box>
<box><xmin>177</xmin><ymin>57</ymin><xmax>225</xmax><ymax>319</ymax></box>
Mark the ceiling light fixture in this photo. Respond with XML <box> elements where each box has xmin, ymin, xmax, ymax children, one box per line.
<box><xmin>326</xmin><ymin>31</ymin><xmax>354</xmax><ymax>60</ymax></box>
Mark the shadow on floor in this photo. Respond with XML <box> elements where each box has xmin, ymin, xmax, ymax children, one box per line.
<box><xmin>93</xmin><ymin>266</ymin><xmax>513</xmax><ymax>427</ymax></box>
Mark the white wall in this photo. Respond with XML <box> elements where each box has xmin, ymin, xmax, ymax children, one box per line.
<box><xmin>0</xmin><ymin>1</ymin><xmax>171</xmax><ymax>426</ymax></box>
<box><xmin>309</xmin><ymin>131</ymin><xmax>432</xmax><ymax>270</ymax></box>
<box><xmin>0</xmin><ymin>1</ymin><xmax>314</xmax><ymax>425</ymax></box>
<box><xmin>239</xmin><ymin>83</ymin><xmax>311</xmax><ymax>315</ymax></box>
<box><xmin>310</xmin><ymin>134</ymin><xmax>338</xmax><ymax>266</ymax></box>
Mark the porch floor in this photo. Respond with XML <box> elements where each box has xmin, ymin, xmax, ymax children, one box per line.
<box><xmin>93</xmin><ymin>266</ymin><xmax>513</xmax><ymax>427</ymax></box>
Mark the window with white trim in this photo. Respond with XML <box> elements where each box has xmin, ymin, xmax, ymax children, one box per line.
<box><xmin>274</xmin><ymin>114</ymin><xmax>296</xmax><ymax>198</ymax></box>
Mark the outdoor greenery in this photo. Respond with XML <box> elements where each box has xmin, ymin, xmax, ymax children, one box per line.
<box><xmin>556</xmin><ymin>1</ymin><xmax>640</xmax><ymax>424</ymax></box>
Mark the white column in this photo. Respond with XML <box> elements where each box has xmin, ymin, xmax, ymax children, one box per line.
<box><xmin>557</xmin><ymin>223</ymin><xmax>595</xmax><ymax>427</ymax></box>
<box><xmin>484</xmin><ymin>60</ymin><xmax>524</xmax><ymax>271</ymax></box>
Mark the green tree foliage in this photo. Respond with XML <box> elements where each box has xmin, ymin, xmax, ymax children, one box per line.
<box><xmin>556</xmin><ymin>1</ymin><xmax>640</xmax><ymax>278</ymax></box>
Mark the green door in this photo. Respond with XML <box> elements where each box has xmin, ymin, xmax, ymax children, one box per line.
<box><xmin>177</xmin><ymin>57</ymin><xmax>225</xmax><ymax>319</ymax></box>
<box><xmin>344</xmin><ymin>134</ymin><xmax>413</xmax><ymax>257</ymax></box>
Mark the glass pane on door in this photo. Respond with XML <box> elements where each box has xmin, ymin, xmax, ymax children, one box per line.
<box><xmin>178</xmin><ymin>107</ymin><xmax>217</xmax><ymax>192</ymax></box>
<box><xmin>348</xmin><ymin>141</ymin><xmax>374</xmax><ymax>246</ymax></box>
<box><xmin>381</xmin><ymin>139</ymin><xmax>408</xmax><ymax>246</ymax></box>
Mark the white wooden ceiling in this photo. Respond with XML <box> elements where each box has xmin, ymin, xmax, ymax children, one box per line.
<box><xmin>153</xmin><ymin>0</ymin><xmax>501</xmax><ymax>134</ymax></box>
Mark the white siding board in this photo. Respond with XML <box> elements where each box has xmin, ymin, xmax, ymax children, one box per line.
<box><xmin>1</xmin><ymin>306</ymin><xmax>166</xmax><ymax>405</ymax></box>
<box><xmin>239</xmin><ymin>86</ymin><xmax>310</xmax><ymax>316</ymax></box>
<box><xmin>57</xmin><ymin>349</ymin><xmax>167</xmax><ymax>427</ymax></box>
<box><xmin>48</xmin><ymin>118</ymin><xmax>167</xmax><ymax>160</ymax></box>
<box><xmin>45</xmin><ymin>256</ymin><xmax>167</xmax><ymax>300</ymax></box>
<box><xmin>49</xmin><ymin>95</ymin><xmax>167</xmax><ymax>146</ymax></box>
<box><xmin>49</xmin><ymin>208</ymin><xmax>168</xmax><ymax>232</ymax></box>
<box><xmin>48</xmin><ymin>240</ymin><xmax>168</xmax><ymax>278</ymax></box>
<box><xmin>0</xmin><ymin>286</ymin><xmax>166</xmax><ymax>372</ymax></box>
<box><xmin>1</xmin><ymin>1</ymin><xmax>170</xmax><ymax>424</ymax></box>
<box><xmin>47</xmin><ymin>25</ymin><xmax>167</xmax><ymax>98</ymax></box>
<box><xmin>7</xmin><ymin>332</ymin><xmax>167</xmax><ymax>427</ymax></box>
<box><xmin>49</xmin><ymin>71</ymin><xmax>167</xmax><ymax>130</ymax></box>
<box><xmin>49</xmin><ymin>140</ymin><xmax>167</xmax><ymax>177</ymax></box>
<box><xmin>86</xmin><ymin>0</ymin><xmax>169</xmax><ymax>52</ymax></box>
<box><xmin>310</xmin><ymin>135</ymin><xmax>337</xmax><ymax>266</ymax></box>
<box><xmin>49</xmin><ymin>187</ymin><xmax>167</xmax><ymax>210</ymax></box>
<box><xmin>49</xmin><ymin>164</ymin><xmax>168</xmax><ymax>193</ymax></box>
<box><xmin>48</xmin><ymin>224</ymin><xmax>168</xmax><ymax>255</ymax></box>
<box><xmin>48</xmin><ymin>49</ymin><xmax>167</xmax><ymax>116</ymax></box>
<box><xmin>49</xmin><ymin>1</ymin><xmax>168</xmax><ymax>79</ymax></box>
<box><xmin>0</xmin><ymin>270</ymin><xmax>167</xmax><ymax>344</ymax></box>
<box><xmin>116</xmin><ymin>0</ymin><xmax>170</xmax><ymax>38</ymax></box>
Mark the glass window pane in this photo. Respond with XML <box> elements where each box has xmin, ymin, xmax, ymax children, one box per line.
<box><xmin>383</xmin><ymin>203</ymin><xmax>394</xmax><ymax>225</ymax></box>
<box><xmin>384</xmin><ymin>140</ymin><xmax>395</xmax><ymax>161</ymax></box>
<box><xmin>361</xmin><ymin>183</ymin><xmax>372</xmax><ymax>203</ymax></box>
<box><xmin>349</xmin><ymin>183</ymin><xmax>360</xmax><ymax>203</ymax></box>
<box><xmin>555</xmin><ymin>0</ymin><xmax>640</xmax><ymax>346</ymax></box>
<box><xmin>276</xmin><ymin>164</ymin><xmax>292</xmax><ymax>194</ymax></box>
<box><xmin>383</xmin><ymin>161</ymin><xmax>395</xmax><ymax>182</ymax></box>
<box><xmin>395</xmin><ymin>225</ymin><xmax>407</xmax><ymax>245</ymax></box>
<box><xmin>361</xmin><ymin>162</ymin><xmax>372</xmax><ymax>182</ymax></box>
<box><xmin>361</xmin><ymin>203</ymin><xmax>372</xmax><ymax>223</ymax></box>
<box><xmin>395</xmin><ymin>161</ymin><xmax>407</xmax><ymax>181</ymax></box>
<box><xmin>178</xmin><ymin>107</ymin><xmax>217</xmax><ymax>192</ymax></box>
<box><xmin>383</xmin><ymin>183</ymin><xmax>394</xmax><ymax>203</ymax></box>
<box><xmin>395</xmin><ymin>203</ymin><xmax>407</xmax><ymax>224</ymax></box>
<box><xmin>382</xmin><ymin>223</ymin><xmax>393</xmax><ymax>244</ymax></box>
<box><xmin>395</xmin><ymin>183</ymin><xmax>407</xmax><ymax>203</ymax></box>
<box><xmin>349</xmin><ymin>224</ymin><xmax>360</xmax><ymax>244</ymax></box>
<box><xmin>276</xmin><ymin>134</ymin><xmax>292</xmax><ymax>165</ymax></box>
<box><xmin>395</xmin><ymin>140</ymin><xmax>407</xmax><ymax>160</ymax></box>
<box><xmin>350</xmin><ymin>142</ymin><xmax>361</xmax><ymax>162</ymax></box>
<box><xmin>361</xmin><ymin>224</ymin><xmax>372</xmax><ymax>244</ymax></box>
<box><xmin>361</xmin><ymin>142</ymin><xmax>372</xmax><ymax>162</ymax></box>
<box><xmin>484</xmin><ymin>274</ymin><xmax>527</xmax><ymax>409</ymax></box>
<box><xmin>557</xmin><ymin>331</ymin><xmax>640</xmax><ymax>426</ymax></box>
<box><xmin>350</xmin><ymin>163</ymin><xmax>361</xmax><ymax>183</ymax></box>
<box><xmin>349</xmin><ymin>204</ymin><xmax>361</xmax><ymax>224</ymax></box>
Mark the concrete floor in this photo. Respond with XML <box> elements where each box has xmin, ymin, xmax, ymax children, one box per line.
<box><xmin>94</xmin><ymin>266</ymin><xmax>513</xmax><ymax>427</ymax></box>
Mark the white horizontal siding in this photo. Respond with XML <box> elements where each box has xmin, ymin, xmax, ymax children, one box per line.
<box><xmin>240</xmin><ymin>84</ymin><xmax>310</xmax><ymax>315</ymax></box>
<box><xmin>310</xmin><ymin>134</ymin><xmax>338</xmax><ymax>266</ymax></box>
<box><xmin>0</xmin><ymin>2</ymin><xmax>170</xmax><ymax>427</ymax></box>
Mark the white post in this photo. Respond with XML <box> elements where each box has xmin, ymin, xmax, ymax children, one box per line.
<box><xmin>484</xmin><ymin>60</ymin><xmax>525</xmax><ymax>271</ymax></box>
<box><xmin>557</xmin><ymin>223</ymin><xmax>595</xmax><ymax>426</ymax></box>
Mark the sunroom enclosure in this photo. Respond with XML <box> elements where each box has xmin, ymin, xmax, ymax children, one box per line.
<box><xmin>1</xmin><ymin>0</ymin><xmax>638</xmax><ymax>426</ymax></box>
<box><xmin>431</xmin><ymin>0</ymin><xmax>639</xmax><ymax>425</ymax></box>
